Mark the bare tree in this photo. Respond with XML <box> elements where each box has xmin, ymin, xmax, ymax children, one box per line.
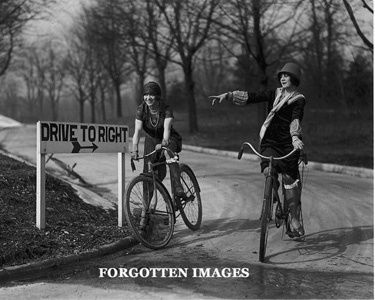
<box><xmin>155</xmin><ymin>0</ymin><xmax>220</xmax><ymax>133</ymax></box>
<box><xmin>0</xmin><ymin>76</ymin><xmax>21</xmax><ymax>119</ymax></box>
<box><xmin>17</xmin><ymin>49</ymin><xmax>37</xmax><ymax>118</ymax></box>
<box><xmin>145</xmin><ymin>0</ymin><xmax>175</xmax><ymax>101</ymax></box>
<box><xmin>97</xmin><ymin>70</ymin><xmax>110</xmax><ymax>122</ymax></box>
<box><xmin>194</xmin><ymin>37</ymin><xmax>233</xmax><ymax>97</ymax></box>
<box><xmin>42</xmin><ymin>43</ymin><xmax>67</xmax><ymax>121</ymax></box>
<box><xmin>119</xmin><ymin>0</ymin><xmax>150</xmax><ymax>105</ymax></box>
<box><xmin>213</xmin><ymin>0</ymin><xmax>305</xmax><ymax>125</ymax></box>
<box><xmin>342</xmin><ymin>0</ymin><xmax>373</xmax><ymax>52</ymax></box>
<box><xmin>13</xmin><ymin>44</ymin><xmax>48</xmax><ymax>120</ymax></box>
<box><xmin>86</xmin><ymin>0</ymin><xmax>131</xmax><ymax>119</ymax></box>
<box><xmin>66</xmin><ymin>42</ymin><xmax>89</xmax><ymax>122</ymax></box>
<box><xmin>0</xmin><ymin>0</ymin><xmax>54</xmax><ymax>77</ymax></box>
<box><xmin>300</xmin><ymin>0</ymin><xmax>359</xmax><ymax>112</ymax></box>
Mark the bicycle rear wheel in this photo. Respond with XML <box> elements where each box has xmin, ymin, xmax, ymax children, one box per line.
<box><xmin>125</xmin><ymin>175</ymin><xmax>175</xmax><ymax>249</ymax></box>
<box><xmin>177</xmin><ymin>163</ymin><xmax>202</xmax><ymax>231</ymax></box>
<box><xmin>259</xmin><ymin>176</ymin><xmax>273</xmax><ymax>262</ymax></box>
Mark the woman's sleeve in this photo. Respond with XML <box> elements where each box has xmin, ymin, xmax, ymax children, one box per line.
<box><xmin>135</xmin><ymin>104</ymin><xmax>144</xmax><ymax>121</ymax></box>
<box><xmin>164</xmin><ymin>105</ymin><xmax>174</xmax><ymax>119</ymax></box>
<box><xmin>290</xmin><ymin>98</ymin><xmax>306</xmax><ymax>138</ymax></box>
<box><xmin>232</xmin><ymin>90</ymin><xmax>274</xmax><ymax>106</ymax></box>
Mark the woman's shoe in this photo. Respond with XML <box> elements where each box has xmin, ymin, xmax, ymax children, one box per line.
<box><xmin>289</xmin><ymin>217</ymin><xmax>305</xmax><ymax>237</ymax></box>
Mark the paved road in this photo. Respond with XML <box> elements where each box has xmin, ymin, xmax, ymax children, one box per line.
<box><xmin>0</xmin><ymin>125</ymin><xmax>373</xmax><ymax>298</ymax></box>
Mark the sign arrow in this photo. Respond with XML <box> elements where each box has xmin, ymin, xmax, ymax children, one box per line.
<box><xmin>71</xmin><ymin>141</ymin><xmax>98</xmax><ymax>153</ymax></box>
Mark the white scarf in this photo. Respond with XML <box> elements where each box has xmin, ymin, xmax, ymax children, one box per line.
<box><xmin>259</xmin><ymin>88</ymin><xmax>305</xmax><ymax>141</ymax></box>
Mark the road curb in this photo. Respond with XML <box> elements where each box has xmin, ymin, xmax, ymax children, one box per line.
<box><xmin>0</xmin><ymin>237</ymin><xmax>138</xmax><ymax>283</ymax></box>
<box><xmin>182</xmin><ymin>144</ymin><xmax>373</xmax><ymax>179</ymax></box>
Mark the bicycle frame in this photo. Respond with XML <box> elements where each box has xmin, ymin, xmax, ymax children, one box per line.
<box><xmin>239</xmin><ymin>142</ymin><xmax>297</xmax><ymax>209</ymax></box>
<box><xmin>238</xmin><ymin>141</ymin><xmax>299</xmax><ymax>262</ymax></box>
<box><xmin>131</xmin><ymin>146</ymin><xmax>180</xmax><ymax>215</ymax></box>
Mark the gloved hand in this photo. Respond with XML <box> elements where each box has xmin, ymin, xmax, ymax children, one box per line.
<box><xmin>130</xmin><ymin>150</ymin><xmax>139</xmax><ymax>160</ymax></box>
<box><xmin>292</xmin><ymin>136</ymin><xmax>304</xmax><ymax>150</ymax></box>
<box><xmin>209</xmin><ymin>92</ymin><xmax>233</xmax><ymax>106</ymax></box>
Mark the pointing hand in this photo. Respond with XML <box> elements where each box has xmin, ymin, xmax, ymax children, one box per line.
<box><xmin>208</xmin><ymin>92</ymin><xmax>231</xmax><ymax>106</ymax></box>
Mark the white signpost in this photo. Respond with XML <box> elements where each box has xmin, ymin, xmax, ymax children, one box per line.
<box><xmin>36</xmin><ymin>121</ymin><xmax>129</xmax><ymax>229</ymax></box>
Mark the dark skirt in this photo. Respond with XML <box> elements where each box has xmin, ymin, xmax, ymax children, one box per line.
<box><xmin>260</xmin><ymin>143</ymin><xmax>300</xmax><ymax>180</ymax></box>
<box><xmin>143</xmin><ymin>133</ymin><xmax>182</xmax><ymax>180</ymax></box>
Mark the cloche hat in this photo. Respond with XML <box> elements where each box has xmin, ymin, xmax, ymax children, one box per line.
<box><xmin>277</xmin><ymin>62</ymin><xmax>301</xmax><ymax>85</ymax></box>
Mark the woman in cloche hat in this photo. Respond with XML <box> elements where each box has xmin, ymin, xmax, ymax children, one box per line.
<box><xmin>209</xmin><ymin>62</ymin><xmax>306</xmax><ymax>238</ymax></box>
<box><xmin>131</xmin><ymin>81</ymin><xmax>184</xmax><ymax>198</ymax></box>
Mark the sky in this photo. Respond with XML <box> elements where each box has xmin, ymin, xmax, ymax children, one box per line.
<box><xmin>26</xmin><ymin>0</ymin><xmax>88</xmax><ymax>42</ymax></box>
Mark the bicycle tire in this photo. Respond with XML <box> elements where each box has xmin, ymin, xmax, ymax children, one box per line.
<box><xmin>125</xmin><ymin>175</ymin><xmax>175</xmax><ymax>249</ymax></box>
<box><xmin>259</xmin><ymin>176</ymin><xmax>273</xmax><ymax>262</ymax></box>
<box><xmin>177</xmin><ymin>163</ymin><xmax>202</xmax><ymax>231</ymax></box>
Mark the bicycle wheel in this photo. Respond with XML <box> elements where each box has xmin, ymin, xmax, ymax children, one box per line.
<box><xmin>177</xmin><ymin>163</ymin><xmax>202</xmax><ymax>231</ymax></box>
<box><xmin>259</xmin><ymin>176</ymin><xmax>273</xmax><ymax>262</ymax></box>
<box><xmin>125</xmin><ymin>175</ymin><xmax>175</xmax><ymax>249</ymax></box>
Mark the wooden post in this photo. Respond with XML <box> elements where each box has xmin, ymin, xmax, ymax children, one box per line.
<box><xmin>36</xmin><ymin>121</ymin><xmax>46</xmax><ymax>229</ymax></box>
<box><xmin>118</xmin><ymin>152</ymin><xmax>125</xmax><ymax>227</ymax></box>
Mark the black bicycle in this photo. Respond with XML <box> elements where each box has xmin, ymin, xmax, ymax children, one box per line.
<box><xmin>125</xmin><ymin>146</ymin><xmax>202</xmax><ymax>249</ymax></box>
<box><xmin>238</xmin><ymin>142</ymin><xmax>307</xmax><ymax>262</ymax></box>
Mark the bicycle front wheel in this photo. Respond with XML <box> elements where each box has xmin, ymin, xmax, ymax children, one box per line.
<box><xmin>259</xmin><ymin>176</ymin><xmax>273</xmax><ymax>262</ymax></box>
<box><xmin>177</xmin><ymin>164</ymin><xmax>202</xmax><ymax>231</ymax></box>
<box><xmin>125</xmin><ymin>175</ymin><xmax>175</xmax><ymax>249</ymax></box>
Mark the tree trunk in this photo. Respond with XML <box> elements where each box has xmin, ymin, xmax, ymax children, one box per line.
<box><xmin>79</xmin><ymin>99</ymin><xmax>84</xmax><ymax>123</ymax></box>
<box><xmin>183</xmin><ymin>63</ymin><xmax>198</xmax><ymax>133</ymax></box>
<box><xmin>114</xmin><ymin>80</ymin><xmax>122</xmax><ymax>118</ymax></box>
<box><xmin>90</xmin><ymin>92</ymin><xmax>96</xmax><ymax>123</ymax></box>
<box><xmin>137</xmin><ymin>74</ymin><xmax>145</xmax><ymax>105</ymax></box>
<box><xmin>255</xmin><ymin>64</ymin><xmax>268</xmax><ymax>131</ymax></box>
<box><xmin>51</xmin><ymin>100</ymin><xmax>57</xmax><ymax>121</ymax></box>
<box><xmin>157</xmin><ymin>64</ymin><xmax>167</xmax><ymax>101</ymax></box>
<box><xmin>100</xmin><ymin>86</ymin><xmax>107</xmax><ymax>122</ymax></box>
<box><xmin>252</xmin><ymin>0</ymin><xmax>269</xmax><ymax>131</ymax></box>
<box><xmin>38</xmin><ymin>89</ymin><xmax>44</xmax><ymax>119</ymax></box>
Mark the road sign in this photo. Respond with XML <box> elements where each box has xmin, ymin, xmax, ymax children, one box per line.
<box><xmin>38</xmin><ymin>121</ymin><xmax>128</xmax><ymax>154</ymax></box>
<box><xmin>36</xmin><ymin>121</ymin><xmax>128</xmax><ymax>230</ymax></box>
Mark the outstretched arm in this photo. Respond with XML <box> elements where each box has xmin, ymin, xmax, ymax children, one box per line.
<box><xmin>210</xmin><ymin>90</ymin><xmax>274</xmax><ymax>106</ymax></box>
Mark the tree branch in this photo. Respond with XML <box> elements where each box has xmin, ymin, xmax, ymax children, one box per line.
<box><xmin>342</xmin><ymin>0</ymin><xmax>373</xmax><ymax>52</ymax></box>
<box><xmin>361</xmin><ymin>0</ymin><xmax>373</xmax><ymax>14</ymax></box>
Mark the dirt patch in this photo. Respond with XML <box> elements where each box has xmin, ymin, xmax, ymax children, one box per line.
<box><xmin>0</xmin><ymin>153</ymin><xmax>131</xmax><ymax>268</ymax></box>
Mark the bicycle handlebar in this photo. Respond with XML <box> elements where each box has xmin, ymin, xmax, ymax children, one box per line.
<box><xmin>130</xmin><ymin>146</ymin><xmax>177</xmax><ymax>172</ymax></box>
<box><xmin>238</xmin><ymin>142</ymin><xmax>297</xmax><ymax>161</ymax></box>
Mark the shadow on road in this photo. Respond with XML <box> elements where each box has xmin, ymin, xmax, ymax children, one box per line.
<box><xmin>266</xmin><ymin>225</ymin><xmax>373</xmax><ymax>266</ymax></box>
<box><xmin>173</xmin><ymin>217</ymin><xmax>260</xmax><ymax>247</ymax></box>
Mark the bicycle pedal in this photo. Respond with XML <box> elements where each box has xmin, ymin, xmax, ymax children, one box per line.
<box><xmin>292</xmin><ymin>235</ymin><xmax>306</xmax><ymax>242</ymax></box>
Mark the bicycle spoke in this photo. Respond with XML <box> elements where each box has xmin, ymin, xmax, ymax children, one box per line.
<box><xmin>125</xmin><ymin>176</ymin><xmax>175</xmax><ymax>249</ymax></box>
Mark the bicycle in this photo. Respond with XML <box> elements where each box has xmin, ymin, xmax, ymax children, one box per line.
<box><xmin>125</xmin><ymin>146</ymin><xmax>202</xmax><ymax>249</ymax></box>
<box><xmin>238</xmin><ymin>141</ymin><xmax>307</xmax><ymax>263</ymax></box>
